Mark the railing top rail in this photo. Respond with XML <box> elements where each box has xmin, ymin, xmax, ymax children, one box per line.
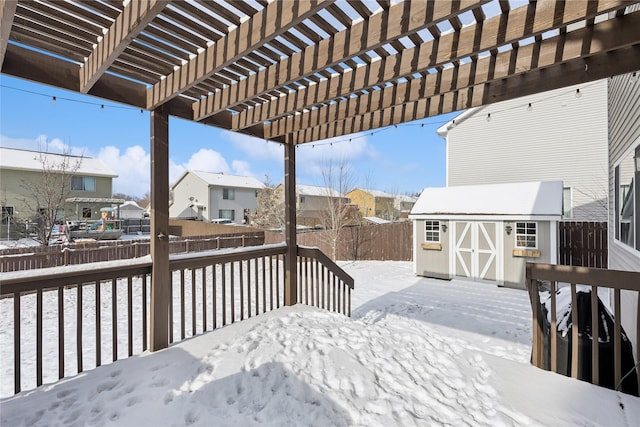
<box><xmin>169</xmin><ymin>243</ymin><xmax>287</xmax><ymax>271</ymax></box>
<box><xmin>0</xmin><ymin>256</ymin><xmax>153</xmax><ymax>295</ymax></box>
<box><xmin>526</xmin><ymin>262</ymin><xmax>640</xmax><ymax>292</ymax></box>
<box><xmin>297</xmin><ymin>245</ymin><xmax>354</xmax><ymax>288</ymax></box>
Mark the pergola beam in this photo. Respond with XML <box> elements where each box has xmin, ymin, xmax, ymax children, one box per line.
<box><xmin>235</xmin><ymin>0</ymin><xmax>628</xmax><ymax>133</ymax></box>
<box><xmin>194</xmin><ymin>0</ymin><xmax>490</xmax><ymax>122</ymax></box>
<box><xmin>287</xmin><ymin>42</ymin><xmax>640</xmax><ymax>144</ymax></box>
<box><xmin>80</xmin><ymin>0</ymin><xmax>168</xmax><ymax>93</ymax></box>
<box><xmin>147</xmin><ymin>0</ymin><xmax>334</xmax><ymax>110</ymax></box>
<box><xmin>0</xmin><ymin>0</ymin><xmax>17</xmax><ymax>67</ymax></box>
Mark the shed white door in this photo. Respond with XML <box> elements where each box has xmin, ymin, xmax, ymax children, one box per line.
<box><xmin>452</xmin><ymin>221</ymin><xmax>500</xmax><ymax>283</ymax></box>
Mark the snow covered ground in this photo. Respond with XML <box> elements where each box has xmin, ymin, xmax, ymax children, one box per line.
<box><xmin>1</xmin><ymin>261</ymin><xmax>639</xmax><ymax>426</ymax></box>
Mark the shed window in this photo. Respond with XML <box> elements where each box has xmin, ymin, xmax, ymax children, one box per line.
<box><xmin>614</xmin><ymin>141</ymin><xmax>639</xmax><ymax>251</ymax></box>
<box><xmin>515</xmin><ymin>222</ymin><xmax>537</xmax><ymax>248</ymax></box>
<box><xmin>425</xmin><ymin>220</ymin><xmax>440</xmax><ymax>242</ymax></box>
<box><xmin>223</xmin><ymin>188</ymin><xmax>235</xmax><ymax>200</ymax></box>
<box><xmin>71</xmin><ymin>176</ymin><xmax>96</xmax><ymax>192</ymax></box>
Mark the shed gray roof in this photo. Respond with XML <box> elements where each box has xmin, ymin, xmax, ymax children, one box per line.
<box><xmin>410</xmin><ymin>181</ymin><xmax>563</xmax><ymax>217</ymax></box>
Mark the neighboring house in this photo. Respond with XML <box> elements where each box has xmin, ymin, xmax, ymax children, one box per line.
<box><xmin>395</xmin><ymin>195</ymin><xmax>418</xmax><ymax>220</ymax></box>
<box><xmin>274</xmin><ymin>184</ymin><xmax>350</xmax><ymax>227</ymax></box>
<box><xmin>609</xmin><ymin>70</ymin><xmax>640</xmax><ymax>359</ymax></box>
<box><xmin>410</xmin><ymin>181</ymin><xmax>563</xmax><ymax>288</ymax></box>
<box><xmin>169</xmin><ymin>170</ymin><xmax>262</xmax><ymax>224</ymax></box>
<box><xmin>118</xmin><ymin>201</ymin><xmax>145</xmax><ymax>219</ymax></box>
<box><xmin>0</xmin><ymin>147</ymin><xmax>116</xmax><ymax>222</ymax></box>
<box><xmin>347</xmin><ymin>188</ymin><xmax>397</xmax><ymax>220</ymax></box>
<box><xmin>437</xmin><ymin>79</ymin><xmax>609</xmax><ymax>221</ymax></box>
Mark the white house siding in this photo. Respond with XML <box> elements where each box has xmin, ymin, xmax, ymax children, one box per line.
<box><xmin>209</xmin><ymin>186</ymin><xmax>258</xmax><ymax>223</ymax></box>
<box><xmin>445</xmin><ymin>80</ymin><xmax>608</xmax><ymax>221</ymax></box>
<box><xmin>608</xmin><ymin>72</ymin><xmax>640</xmax><ymax>360</ymax></box>
<box><xmin>169</xmin><ymin>173</ymin><xmax>209</xmax><ymax>220</ymax></box>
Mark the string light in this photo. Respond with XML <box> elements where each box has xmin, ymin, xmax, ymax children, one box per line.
<box><xmin>575</xmin><ymin>88</ymin><xmax>582</xmax><ymax>98</ymax></box>
<box><xmin>486</xmin><ymin>113</ymin><xmax>491</xmax><ymax>122</ymax></box>
<box><xmin>51</xmin><ymin>96</ymin><xmax>56</xmax><ymax>105</ymax></box>
<box><xmin>527</xmin><ymin>103</ymin><xmax>532</xmax><ymax>111</ymax></box>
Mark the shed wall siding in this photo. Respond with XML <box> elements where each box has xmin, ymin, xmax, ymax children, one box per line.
<box><xmin>502</xmin><ymin>221</ymin><xmax>553</xmax><ymax>289</ymax></box>
<box><xmin>447</xmin><ymin>80</ymin><xmax>608</xmax><ymax>221</ymax></box>
<box><xmin>415</xmin><ymin>219</ymin><xmax>450</xmax><ymax>279</ymax></box>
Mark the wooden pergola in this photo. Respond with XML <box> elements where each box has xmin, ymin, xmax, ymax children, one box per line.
<box><xmin>2</xmin><ymin>0</ymin><xmax>640</xmax><ymax>351</ymax></box>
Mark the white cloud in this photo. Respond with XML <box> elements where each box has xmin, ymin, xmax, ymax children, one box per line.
<box><xmin>97</xmin><ymin>145</ymin><xmax>150</xmax><ymax>198</ymax></box>
<box><xmin>231</xmin><ymin>160</ymin><xmax>253</xmax><ymax>177</ymax></box>
<box><xmin>226</xmin><ymin>131</ymin><xmax>283</xmax><ymax>162</ymax></box>
<box><xmin>1</xmin><ymin>134</ymin><xmax>86</xmax><ymax>156</ymax></box>
<box><xmin>296</xmin><ymin>133</ymin><xmax>377</xmax><ymax>177</ymax></box>
<box><xmin>184</xmin><ymin>148</ymin><xmax>231</xmax><ymax>173</ymax></box>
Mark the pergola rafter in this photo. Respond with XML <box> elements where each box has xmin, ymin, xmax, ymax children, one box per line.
<box><xmin>240</xmin><ymin>0</ymin><xmax>630</xmax><ymax>137</ymax></box>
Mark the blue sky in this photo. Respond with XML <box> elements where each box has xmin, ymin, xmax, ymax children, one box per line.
<box><xmin>0</xmin><ymin>74</ymin><xmax>457</xmax><ymax>199</ymax></box>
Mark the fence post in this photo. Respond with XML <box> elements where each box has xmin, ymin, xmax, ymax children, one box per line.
<box><xmin>241</xmin><ymin>235</ymin><xmax>245</xmax><ymax>247</ymax></box>
<box><xmin>63</xmin><ymin>248</ymin><xmax>69</xmax><ymax>266</ymax></box>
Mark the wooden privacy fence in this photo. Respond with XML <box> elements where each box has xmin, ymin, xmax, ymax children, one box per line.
<box><xmin>0</xmin><ymin>244</ymin><xmax>353</xmax><ymax>396</ymax></box>
<box><xmin>0</xmin><ymin>232</ymin><xmax>265</xmax><ymax>272</ymax></box>
<box><xmin>558</xmin><ymin>221</ymin><xmax>608</xmax><ymax>268</ymax></box>
<box><xmin>526</xmin><ymin>263</ymin><xmax>640</xmax><ymax>396</ymax></box>
<box><xmin>266</xmin><ymin>222</ymin><xmax>413</xmax><ymax>261</ymax></box>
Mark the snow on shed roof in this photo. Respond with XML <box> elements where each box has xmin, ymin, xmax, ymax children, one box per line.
<box><xmin>0</xmin><ymin>147</ymin><xmax>117</xmax><ymax>177</ymax></box>
<box><xmin>191</xmin><ymin>170</ymin><xmax>263</xmax><ymax>189</ymax></box>
<box><xmin>297</xmin><ymin>184</ymin><xmax>342</xmax><ymax>197</ymax></box>
<box><xmin>410</xmin><ymin>181</ymin><xmax>563</xmax><ymax>217</ymax></box>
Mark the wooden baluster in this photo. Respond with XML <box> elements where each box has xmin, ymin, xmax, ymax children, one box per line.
<box><xmin>231</xmin><ymin>262</ymin><xmax>236</xmax><ymax>323</ymax></box>
<box><xmin>191</xmin><ymin>269</ymin><xmax>196</xmax><ymax>336</ymax></box>
<box><xmin>247</xmin><ymin>258</ymin><xmax>252</xmax><ymax>318</ymax></box>
<box><xmin>276</xmin><ymin>255</ymin><xmax>281</xmax><ymax>309</ymax></box>
<box><xmin>591</xmin><ymin>285</ymin><xmax>599</xmax><ymax>385</ymax></box>
<box><xmin>14</xmin><ymin>292</ymin><xmax>21</xmax><ymax>394</ymax></box>
<box><xmin>614</xmin><ymin>288</ymin><xmax>621</xmax><ymax>389</ymax></box>
<box><xmin>254</xmin><ymin>258</ymin><xmax>259</xmax><ymax>316</ymax></box>
<box><xmin>212</xmin><ymin>265</ymin><xmax>217</xmax><ymax>329</ymax></box>
<box><xmin>315</xmin><ymin>259</ymin><xmax>319</xmax><ymax>308</ymax></box>
<box><xmin>58</xmin><ymin>287</ymin><xmax>64</xmax><ymax>379</ymax></box>
<box><xmin>37</xmin><ymin>288</ymin><xmax>43</xmax><ymax>386</ymax></box>
<box><xmin>169</xmin><ymin>275</ymin><xmax>174</xmax><ymax>343</ymax></box>
<box><xmin>180</xmin><ymin>270</ymin><xmax>185</xmax><ymax>340</ymax></box>
<box><xmin>96</xmin><ymin>281</ymin><xmax>102</xmax><ymax>365</ymax></box>
<box><xmin>262</xmin><ymin>257</ymin><xmax>267</xmax><ymax>314</ymax></box>
<box><xmin>550</xmin><ymin>281</ymin><xmax>557</xmax><ymax>372</ymax></box>
<box><xmin>112</xmin><ymin>279</ymin><xmax>117</xmax><ymax>362</ymax></box>
<box><xmin>240</xmin><ymin>260</ymin><xmax>245</xmax><ymax>321</ymax></box>
<box><xmin>141</xmin><ymin>274</ymin><xmax>147</xmax><ymax>351</ymax></box>
<box><xmin>222</xmin><ymin>263</ymin><xmax>227</xmax><ymax>326</ymax></box>
<box><xmin>128</xmin><ymin>277</ymin><xmax>133</xmax><ymax>357</ymax></box>
<box><xmin>269</xmin><ymin>256</ymin><xmax>274</xmax><ymax>311</ymax></box>
<box><xmin>202</xmin><ymin>267</ymin><xmax>207</xmax><ymax>331</ymax></box>
<box><xmin>77</xmin><ymin>284</ymin><xmax>84</xmax><ymax>372</ymax></box>
<box><xmin>570</xmin><ymin>283</ymin><xmax>578</xmax><ymax>379</ymax></box>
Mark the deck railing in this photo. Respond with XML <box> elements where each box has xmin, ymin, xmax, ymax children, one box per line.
<box><xmin>0</xmin><ymin>244</ymin><xmax>353</xmax><ymax>396</ymax></box>
<box><xmin>526</xmin><ymin>262</ymin><xmax>640</xmax><ymax>395</ymax></box>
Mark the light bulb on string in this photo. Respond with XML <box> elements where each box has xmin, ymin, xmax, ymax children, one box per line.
<box><xmin>631</xmin><ymin>71</ymin><xmax>638</xmax><ymax>82</ymax></box>
<box><xmin>575</xmin><ymin>88</ymin><xmax>582</xmax><ymax>98</ymax></box>
<box><xmin>527</xmin><ymin>103</ymin><xmax>533</xmax><ymax>111</ymax></box>
<box><xmin>486</xmin><ymin>113</ymin><xmax>491</xmax><ymax>122</ymax></box>
<box><xmin>51</xmin><ymin>96</ymin><xmax>56</xmax><ymax>106</ymax></box>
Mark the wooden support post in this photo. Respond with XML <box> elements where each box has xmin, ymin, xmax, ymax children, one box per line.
<box><xmin>150</xmin><ymin>105</ymin><xmax>170</xmax><ymax>351</ymax></box>
<box><xmin>284</xmin><ymin>139</ymin><xmax>297</xmax><ymax>306</ymax></box>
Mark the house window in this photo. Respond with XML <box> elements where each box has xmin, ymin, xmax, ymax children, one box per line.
<box><xmin>1</xmin><ymin>206</ymin><xmax>14</xmax><ymax>224</ymax></box>
<box><xmin>563</xmin><ymin>187</ymin><xmax>572</xmax><ymax>219</ymax></box>
<box><xmin>425</xmin><ymin>220</ymin><xmax>440</xmax><ymax>243</ymax></box>
<box><xmin>82</xmin><ymin>207</ymin><xmax>92</xmax><ymax>218</ymax></box>
<box><xmin>71</xmin><ymin>176</ymin><xmax>96</xmax><ymax>192</ymax></box>
<box><xmin>299</xmin><ymin>196</ymin><xmax>306</xmax><ymax>203</ymax></box>
<box><xmin>614</xmin><ymin>142</ymin><xmax>639</xmax><ymax>250</ymax></box>
<box><xmin>223</xmin><ymin>188</ymin><xmax>235</xmax><ymax>200</ymax></box>
<box><xmin>219</xmin><ymin>209</ymin><xmax>235</xmax><ymax>221</ymax></box>
<box><xmin>515</xmin><ymin>222</ymin><xmax>537</xmax><ymax>248</ymax></box>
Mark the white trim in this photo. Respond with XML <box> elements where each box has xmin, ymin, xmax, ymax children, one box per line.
<box><xmin>424</xmin><ymin>220</ymin><xmax>441</xmax><ymax>243</ymax></box>
<box><xmin>497</xmin><ymin>220</ymin><xmax>505</xmax><ymax>285</ymax></box>
<box><xmin>612</xmin><ymin>134</ymin><xmax>640</xmax><ymax>255</ymax></box>
<box><xmin>413</xmin><ymin>220</ymin><xmax>417</xmax><ymax>274</ymax></box>
<box><xmin>514</xmin><ymin>221</ymin><xmax>538</xmax><ymax>249</ymax></box>
<box><xmin>410</xmin><ymin>214</ymin><xmax>560</xmax><ymax>221</ymax></box>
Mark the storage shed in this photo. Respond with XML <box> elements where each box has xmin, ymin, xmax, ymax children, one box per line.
<box><xmin>409</xmin><ymin>181</ymin><xmax>563</xmax><ymax>288</ymax></box>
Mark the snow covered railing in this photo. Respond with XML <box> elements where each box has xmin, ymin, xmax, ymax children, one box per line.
<box><xmin>0</xmin><ymin>243</ymin><xmax>352</xmax><ymax>396</ymax></box>
<box><xmin>526</xmin><ymin>263</ymin><xmax>640</xmax><ymax>396</ymax></box>
<box><xmin>297</xmin><ymin>246</ymin><xmax>354</xmax><ymax>317</ymax></box>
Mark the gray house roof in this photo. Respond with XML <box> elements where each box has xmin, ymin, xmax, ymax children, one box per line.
<box><xmin>0</xmin><ymin>147</ymin><xmax>117</xmax><ymax>177</ymax></box>
<box><xmin>172</xmin><ymin>170</ymin><xmax>263</xmax><ymax>190</ymax></box>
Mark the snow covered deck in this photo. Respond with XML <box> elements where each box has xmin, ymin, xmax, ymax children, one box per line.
<box><xmin>2</xmin><ymin>261</ymin><xmax>639</xmax><ymax>426</ymax></box>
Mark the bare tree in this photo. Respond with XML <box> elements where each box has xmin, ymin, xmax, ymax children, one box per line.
<box><xmin>253</xmin><ymin>174</ymin><xmax>284</xmax><ymax>230</ymax></box>
<box><xmin>20</xmin><ymin>148</ymin><xmax>82</xmax><ymax>246</ymax></box>
<box><xmin>319</xmin><ymin>159</ymin><xmax>357</xmax><ymax>260</ymax></box>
